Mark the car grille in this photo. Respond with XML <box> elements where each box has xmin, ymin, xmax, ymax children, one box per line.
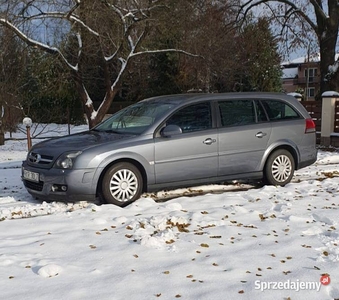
<box><xmin>27</xmin><ymin>152</ymin><xmax>54</xmax><ymax>167</ymax></box>
<box><xmin>23</xmin><ymin>179</ymin><xmax>44</xmax><ymax>192</ymax></box>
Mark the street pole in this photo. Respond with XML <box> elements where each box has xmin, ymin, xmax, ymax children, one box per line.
<box><xmin>23</xmin><ymin>117</ymin><xmax>32</xmax><ymax>151</ymax></box>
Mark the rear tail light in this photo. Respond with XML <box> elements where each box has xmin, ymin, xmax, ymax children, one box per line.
<box><xmin>305</xmin><ymin>118</ymin><xmax>316</xmax><ymax>133</ymax></box>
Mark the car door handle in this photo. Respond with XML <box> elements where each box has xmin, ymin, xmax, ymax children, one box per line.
<box><xmin>203</xmin><ymin>138</ymin><xmax>216</xmax><ymax>145</ymax></box>
<box><xmin>255</xmin><ymin>132</ymin><xmax>267</xmax><ymax>138</ymax></box>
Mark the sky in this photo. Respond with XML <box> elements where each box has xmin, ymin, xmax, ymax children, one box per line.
<box><xmin>0</xmin><ymin>124</ymin><xmax>339</xmax><ymax>300</ymax></box>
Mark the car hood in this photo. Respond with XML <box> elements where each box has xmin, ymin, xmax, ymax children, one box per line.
<box><xmin>32</xmin><ymin>130</ymin><xmax>136</xmax><ymax>154</ymax></box>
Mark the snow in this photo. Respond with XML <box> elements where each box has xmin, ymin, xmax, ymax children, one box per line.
<box><xmin>282</xmin><ymin>67</ymin><xmax>298</xmax><ymax>79</ymax></box>
<box><xmin>322</xmin><ymin>91</ymin><xmax>339</xmax><ymax>98</ymax></box>
<box><xmin>287</xmin><ymin>92</ymin><xmax>302</xmax><ymax>99</ymax></box>
<box><xmin>1</xmin><ymin>124</ymin><xmax>339</xmax><ymax>300</ymax></box>
<box><xmin>282</xmin><ymin>53</ymin><xmax>339</xmax><ymax>68</ymax></box>
<box><xmin>282</xmin><ymin>53</ymin><xmax>320</xmax><ymax>65</ymax></box>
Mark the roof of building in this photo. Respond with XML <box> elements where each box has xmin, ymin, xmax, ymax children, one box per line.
<box><xmin>282</xmin><ymin>67</ymin><xmax>298</xmax><ymax>79</ymax></box>
<box><xmin>282</xmin><ymin>53</ymin><xmax>321</xmax><ymax>65</ymax></box>
<box><xmin>282</xmin><ymin>53</ymin><xmax>339</xmax><ymax>66</ymax></box>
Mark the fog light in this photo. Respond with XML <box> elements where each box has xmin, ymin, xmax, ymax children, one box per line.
<box><xmin>51</xmin><ymin>184</ymin><xmax>68</xmax><ymax>192</ymax></box>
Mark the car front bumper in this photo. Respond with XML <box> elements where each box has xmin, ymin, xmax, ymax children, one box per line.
<box><xmin>21</xmin><ymin>161</ymin><xmax>98</xmax><ymax>202</ymax></box>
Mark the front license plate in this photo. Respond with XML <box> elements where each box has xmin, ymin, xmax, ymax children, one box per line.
<box><xmin>23</xmin><ymin>169</ymin><xmax>40</xmax><ymax>182</ymax></box>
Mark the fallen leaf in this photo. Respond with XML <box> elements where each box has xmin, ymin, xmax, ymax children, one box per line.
<box><xmin>259</xmin><ymin>214</ymin><xmax>266</xmax><ymax>221</ymax></box>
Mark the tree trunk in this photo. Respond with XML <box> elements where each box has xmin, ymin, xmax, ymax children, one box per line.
<box><xmin>0</xmin><ymin>123</ymin><xmax>4</xmax><ymax>145</ymax></box>
<box><xmin>73</xmin><ymin>71</ymin><xmax>120</xmax><ymax>129</ymax></box>
<box><xmin>0</xmin><ymin>107</ymin><xmax>4</xmax><ymax>145</ymax></box>
<box><xmin>317</xmin><ymin>1</ymin><xmax>339</xmax><ymax>93</ymax></box>
<box><xmin>319</xmin><ymin>45</ymin><xmax>336</xmax><ymax>93</ymax></box>
<box><xmin>319</xmin><ymin>31</ymin><xmax>338</xmax><ymax>93</ymax></box>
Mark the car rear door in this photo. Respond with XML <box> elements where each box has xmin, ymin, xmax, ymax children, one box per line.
<box><xmin>154</xmin><ymin>102</ymin><xmax>218</xmax><ymax>183</ymax></box>
<box><xmin>217</xmin><ymin>99</ymin><xmax>272</xmax><ymax>176</ymax></box>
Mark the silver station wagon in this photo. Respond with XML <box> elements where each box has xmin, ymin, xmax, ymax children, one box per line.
<box><xmin>22</xmin><ymin>93</ymin><xmax>317</xmax><ymax>206</ymax></box>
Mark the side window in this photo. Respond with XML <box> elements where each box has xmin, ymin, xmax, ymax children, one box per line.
<box><xmin>218</xmin><ymin>100</ymin><xmax>256</xmax><ymax>126</ymax></box>
<box><xmin>261</xmin><ymin>100</ymin><xmax>300</xmax><ymax>121</ymax></box>
<box><xmin>166</xmin><ymin>102</ymin><xmax>212</xmax><ymax>133</ymax></box>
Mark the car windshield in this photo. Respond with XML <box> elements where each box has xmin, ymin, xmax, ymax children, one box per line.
<box><xmin>94</xmin><ymin>101</ymin><xmax>174</xmax><ymax>134</ymax></box>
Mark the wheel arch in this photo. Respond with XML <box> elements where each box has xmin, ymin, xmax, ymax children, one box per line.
<box><xmin>262</xmin><ymin>144</ymin><xmax>299</xmax><ymax>171</ymax></box>
<box><xmin>96</xmin><ymin>158</ymin><xmax>148</xmax><ymax>199</ymax></box>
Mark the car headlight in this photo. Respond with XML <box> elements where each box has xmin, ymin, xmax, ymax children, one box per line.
<box><xmin>54</xmin><ymin>151</ymin><xmax>82</xmax><ymax>169</ymax></box>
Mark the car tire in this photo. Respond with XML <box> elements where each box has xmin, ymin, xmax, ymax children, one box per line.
<box><xmin>102</xmin><ymin>162</ymin><xmax>143</xmax><ymax>207</ymax></box>
<box><xmin>264</xmin><ymin>149</ymin><xmax>295</xmax><ymax>186</ymax></box>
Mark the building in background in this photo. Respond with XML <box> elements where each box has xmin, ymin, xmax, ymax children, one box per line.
<box><xmin>281</xmin><ymin>54</ymin><xmax>321</xmax><ymax>101</ymax></box>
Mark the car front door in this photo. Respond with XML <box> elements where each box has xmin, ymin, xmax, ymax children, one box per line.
<box><xmin>217</xmin><ymin>99</ymin><xmax>272</xmax><ymax>176</ymax></box>
<box><xmin>154</xmin><ymin>102</ymin><xmax>218</xmax><ymax>184</ymax></box>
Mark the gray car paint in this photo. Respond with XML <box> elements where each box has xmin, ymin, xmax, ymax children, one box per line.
<box><xmin>22</xmin><ymin>92</ymin><xmax>317</xmax><ymax>203</ymax></box>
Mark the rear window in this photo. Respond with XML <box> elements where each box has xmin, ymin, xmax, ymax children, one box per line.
<box><xmin>261</xmin><ymin>100</ymin><xmax>301</xmax><ymax>121</ymax></box>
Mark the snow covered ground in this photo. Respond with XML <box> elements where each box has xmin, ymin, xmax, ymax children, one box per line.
<box><xmin>1</xmin><ymin>124</ymin><xmax>339</xmax><ymax>300</ymax></box>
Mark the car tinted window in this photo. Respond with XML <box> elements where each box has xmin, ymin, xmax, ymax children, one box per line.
<box><xmin>166</xmin><ymin>102</ymin><xmax>212</xmax><ymax>133</ymax></box>
<box><xmin>261</xmin><ymin>100</ymin><xmax>300</xmax><ymax>120</ymax></box>
<box><xmin>218</xmin><ymin>100</ymin><xmax>257</xmax><ymax>126</ymax></box>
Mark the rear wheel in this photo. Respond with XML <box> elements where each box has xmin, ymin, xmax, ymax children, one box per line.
<box><xmin>264</xmin><ymin>149</ymin><xmax>295</xmax><ymax>186</ymax></box>
<box><xmin>102</xmin><ymin>162</ymin><xmax>143</xmax><ymax>207</ymax></box>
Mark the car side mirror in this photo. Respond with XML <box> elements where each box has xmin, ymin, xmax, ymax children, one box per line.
<box><xmin>161</xmin><ymin>124</ymin><xmax>182</xmax><ymax>137</ymax></box>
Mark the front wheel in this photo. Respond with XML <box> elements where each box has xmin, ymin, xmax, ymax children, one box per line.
<box><xmin>264</xmin><ymin>149</ymin><xmax>295</xmax><ymax>186</ymax></box>
<box><xmin>101</xmin><ymin>162</ymin><xmax>143</xmax><ymax>207</ymax></box>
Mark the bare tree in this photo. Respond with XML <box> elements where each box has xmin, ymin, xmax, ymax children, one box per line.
<box><xmin>237</xmin><ymin>0</ymin><xmax>339</xmax><ymax>94</ymax></box>
<box><xmin>0</xmin><ymin>0</ymin><xmax>196</xmax><ymax>128</ymax></box>
<box><xmin>0</xmin><ymin>27</ymin><xmax>24</xmax><ymax>144</ymax></box>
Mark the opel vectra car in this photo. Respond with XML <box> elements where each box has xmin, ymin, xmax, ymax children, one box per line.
<box><xmin>22</xmin><ymin>92</ymin><xmax>317</xmax><ymax>207</ymax></box>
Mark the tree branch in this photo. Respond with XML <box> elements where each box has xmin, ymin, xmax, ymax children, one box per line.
<box><xmin>237</xmin><ymin>0</ymin><xmax>318</xmax><ymax>31</ymax></box>
<box><xmin>0</xmin><ymin>18</ymin><xmax>78</xmax><ymax>71</ymax></box>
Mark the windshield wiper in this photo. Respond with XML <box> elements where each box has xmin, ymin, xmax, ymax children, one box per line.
<box><xmin>103</xmin><ymin>129</ymin><xmax>121</xmax><ymax>134</ymax></box>
<box><xmin>91</xmin><ymin>128</ymin><xmax>121</xmax><ymax>134</ymax></box>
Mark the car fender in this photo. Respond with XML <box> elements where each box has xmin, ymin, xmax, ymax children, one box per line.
<box><xmin>259</xmin><ymin>139</ymin><xmax>301</xmax><ymax>170</ymax></box>
<box><xmin>90</xmin><ymin>150</ymin><xmax>155</xmax><ymax>190</ymax></box>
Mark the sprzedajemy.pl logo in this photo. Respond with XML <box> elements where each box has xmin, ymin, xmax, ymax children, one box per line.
<box><xmin>255</xmin><ymin>275</ymin><xmax>330</xmax><ymax>292</ymax></box>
